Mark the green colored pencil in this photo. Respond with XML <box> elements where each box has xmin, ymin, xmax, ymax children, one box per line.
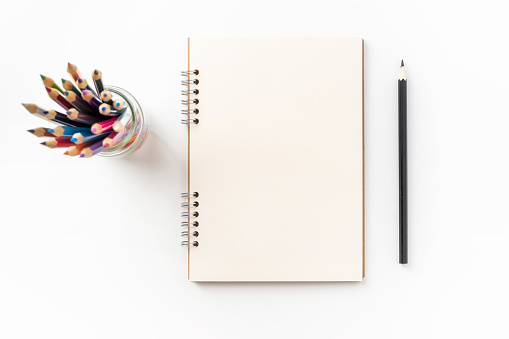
<box><xmin>40</xmin><ymin>75</ymin><xmax>64</xmax><ymax>94</ymax></box>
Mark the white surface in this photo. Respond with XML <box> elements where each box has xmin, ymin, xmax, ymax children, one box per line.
<box><xmin>189</xmin><ymin>38</ymin><xmax>364</xmax><ymax>281</ymax></box>
<box><xmin>0</xmin><ymin>0</ymin><xmax>507</xmax><ymax>337</ymax></box>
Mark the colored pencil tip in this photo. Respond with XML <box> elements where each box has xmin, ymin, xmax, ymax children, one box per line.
<box><xmin>48</xmin><ymin>129</ymin><xmax>54</xmax><ymax>133</ymax></box>
<box><xmin>79</xmin><ymin>154</ymin><xmax>85</xmax><ymax>158</ymax></box>
<box><xmin>40</xmin><ymin>74</ymin><xmax>46</xmax><ymax>80</ymax></box>
<box><xmin>91</xmin><ymin>127</ymin><xmax>96</xmax><ymax>133</ymax></box>
<box><xmin>401</xmin><ymin>60</ymin><xmax>404</xmax><ymax>67</ymax></box>
<box><xmin>104</xmin><ymin>143</ymin><xmax>110</xmax><ymax>148</ymax></box>
<box><xmin>70</xmin><ymin>138</ymin><xmax>77</xmax><ymax>142</ymax></box>
<box><xmin>21</xmin><ymin>103</ymin><xmax>28</xmax><ymax>108</ymax></box>
<box><xmin>44</xmin><ymin>86</ymin><xmax>51</xmax><ymax>93</ymax></box>
<box><xmin>77</xmin><ymin>78</ymin><xmax>83</xmax><ymax>83</ymax></box>
<box><xmin>27</xmin><ymin>129</ymin><xmax>34</xmax><ymax>133</ymax></box>
<box><xmin>94</xmin><ymin>70</ymin><xmax>99</xmax><ymax>75</ymax></box>
<box><xmin>82</xmin><ymin>90</ymin><xmax>88</xmax><ymax>95</ymax></box>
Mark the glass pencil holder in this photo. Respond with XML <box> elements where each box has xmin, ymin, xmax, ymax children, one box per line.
<box><xmin>98</xmin><ymin>86</ymin><xmax>149</xmax><ymax>157</ymax></box>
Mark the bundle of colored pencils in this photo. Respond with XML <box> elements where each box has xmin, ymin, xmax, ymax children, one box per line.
<box><xmin>23</xmin><ymin>63</ymin><xmax>131</xmax><ymax>158</ymax></box>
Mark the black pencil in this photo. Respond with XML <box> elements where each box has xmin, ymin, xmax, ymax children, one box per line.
<box><xmin>398</xmin><ymin>60</ymin><xmax>408</xmax><ymax>264</ymax></box>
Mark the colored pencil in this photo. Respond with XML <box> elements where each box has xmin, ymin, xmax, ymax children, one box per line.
<box><xmin>91</xmin><ymin>69</ymin><xmax>105</xmax><ymax>94</ymax></box>
<box><xmin>105</xmin><ymin>120</ymin><xmax>139</xmax><ymax>148</ymax></box>
<box><xmin>399</xmin><ymin>60</ymin><xmax>408</xmax><ymax>264</ymax></box>
<box><xmin>45</xmin><ymin>87</ymin><xmax>75</xmax><ymax>111</ymax></box>
<box><xmin>113</xmin><ymin>111</ymin><xmax>131</xmax><ymax>132</ymax></box>
<box><xmin>98</xmin><ymin>103</ymin><xmax>122</xmax><ymax>117</ymax></box>
<box><xmin>62</xmin><ymin>79</ymin><xmax>82</xmax><ymax>96</ymax></box>
<box><xmin>67</xmin><ymin>62</ymin><xmax>82</xmax><ymax>82</ymax></box>
<box><xmin>40</xmin><ymin>75</ymin><xmax>64</xmax><ymax>94</ymax></box>
<box><xmin>22</xmin><ymin>103</ymin><xmax>46</xmax><ymax>115</ymax></box>
<box><xmin>112</xmin><ymin>99</ymin><xmax>125</xmax><ymax>111</ymax></box>
<box><xmin>76</xmin><ymin>77</ymin><xmax>97</xmax><ymax>96</ymax></box>
<box><xmin>80</xmin><ymin>139</ymin><xmax>106</xmax><ymax>158</ymax></box>
<box><xmin>71</xmin><ymin>131</ymin><xmax>109</xmax><ymax>144</ymax></box>
<box><xmin>48</xmin><ymin>126</ymin><xmax>90</xmax><ymax>137</ymax></box>
<box><xmin>91</xmin><ymin>117</ymin><xmax>117</xmax><ymax>134</ymax></box>
<box><xmin>41</xmin><ymin>137</ymin><xmax>75</xmax><ymax>148</ymax></box>
<box><xmin>64</xmin><ymin>141</ymin><xmax>96</xmax><ymax>156</ymax></box>
<box><xmin>81</xmin><ymin>89</ymin><xmax>102</xmax><ymax>109</ymax></box>
<box><xmin>22</xmin><ymin>103</ymin><xmax>82</xmax><ymax>127</ymax></box>
<box><xmin>43</xmin><ymin>109</ymin><xmax>87</xmax><ymax>127</ymax></box>
<box><xmin>100</xmin><ymin>90</ymin><xmax>114</xmax><ymax>105</ymax></box>
<box><xmin>100</xmin><ymin>90</ymin><xmax>112</xmax><ymax>102</ymax></box>
<box><xmin>64</xmin><ymin>90</ymin><xmax>96</xmax><ymax>114</ymax></box>
<box><xmin>27</xmin><ymin>127</ymin><xmax>55</xmax><ymax>137</ymax></box>
<box><xmin>66</xmin><ymin>108</ymin><xmax>101</xmax><ymax>125</ymax></box>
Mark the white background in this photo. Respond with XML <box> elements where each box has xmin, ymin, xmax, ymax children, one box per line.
<box><xmin>1</xmin><ymin>0</ymin><xmax>508</xmax><ymax>338</ymax></box>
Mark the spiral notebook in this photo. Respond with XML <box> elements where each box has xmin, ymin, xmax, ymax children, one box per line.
<box><xmin>181</xmin><ymin>37</ymin><xmax>364</xmax><ymax>282</ymax></box>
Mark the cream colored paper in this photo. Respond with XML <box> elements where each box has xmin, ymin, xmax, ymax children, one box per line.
<box><xmin>187</xmin><ymin>37</ymin><xmax>364</xmax><ymax>281</ymax></box>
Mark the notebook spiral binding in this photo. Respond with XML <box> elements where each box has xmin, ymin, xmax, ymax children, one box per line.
<box><xmin>181</xmin><ymin>192</ymin><xmax>200</xmax><ymax>247</ymax></box>
<box><xmin>181</xmin><ymin>69</ymin><xmax>200</xmax><ymax>125</ymax></box>
<box><xmin>181</xmin><ymin>70</ymin><xmax>200</xmax><ymax>247</ymax></box>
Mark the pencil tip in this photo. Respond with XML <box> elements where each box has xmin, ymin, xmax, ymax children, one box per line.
<box><xmin>401</xmin><ymin>60</ymin><xmax>404</xmax><ymax>67</ymax></box>
<box><xmin>94</xmin><ymin>69</ymin><xmax>99</xmax><ymax>75</ymax></box>
<box><xmin>27</xmin><ymin>129</ymin><xmax>34</xmax><ymax>133</ymax></box>
<box><xmin>40</xmin><ymin>74</ymin><xmax>46</xmax><ymax>80</ymax></box>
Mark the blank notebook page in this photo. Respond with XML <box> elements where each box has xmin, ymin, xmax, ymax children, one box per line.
<box><xmin>187</xmin><ymin>37</ymin><xmax>364</xmax><ymax>281</ymax></box>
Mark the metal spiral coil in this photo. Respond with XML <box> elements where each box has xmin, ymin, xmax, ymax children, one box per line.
<box><xmin>181</xmin><ymin>118</ymin><xmax>199</xmax><ymax>124</ymax></box>
<box><xmin>182</xmin><ymin>98</ymin><xmax>199</xmax><ymax>105</ymax></box>
<box><xmin>182</xmin><ymin>89</ymin><xmax>199</xmax><ymax>95</ymax></box>
<box><xmin>182</xmin><ymin>231</ymin><xmax>199</xmax><ymax>237</ymax></box>
<box><xmin>181</xmin><ymin>192</ymin><xmax>199</xmax><ymax>198</ymax></box>
<box><xmin>182</xmin><ymin>240</ymin><xmax>199</xmax><ymax>247</ymax></box>
<box><xmin>182</xmin><ymin>221</ymin><xmax>199</xmax><ymax>227</ymax></box>
<box><xmin>181</xmin><ymin>108</ymin><xmax>199</xmax><ymax>115</ymax></box>
<box><xmin>181</xmin><ymin>69</ymin><xmax>199</xmax><ymax>76</ymax></box>
<box><xmin>182</xmin><ymin>211</ymin><xmax>199</xmax><ymax>218</ymax></box>
<box><xmin>182</xmin><ymin>79</ymin><xmax>199</xmax><ymax>85</ymax></box>
<box><xmin>182</xmin><ymin>201</ymin><xmax>199</xmax><ymax>208</ymax></box>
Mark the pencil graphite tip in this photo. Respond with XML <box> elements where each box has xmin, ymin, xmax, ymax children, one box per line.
<box><xmin>94</xmin><ymin>69</ymin><xmax>99</xmax><ymax>75</ymax></box>
<box><xmin>401</xmin><ymin>60</ymin><xmax>404</xmax><ymax>67</ymax></box>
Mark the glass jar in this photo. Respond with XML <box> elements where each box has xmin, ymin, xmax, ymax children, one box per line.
<box><xmin>98</xmin><ymin>86</ymin><xmax>149</xmax><ymax>157</ymax></box>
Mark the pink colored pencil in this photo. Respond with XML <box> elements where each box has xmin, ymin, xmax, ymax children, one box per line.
<box><xmin>91</xmin><ymin>117</ymin><xmax>117</xmax><ymax>134</ymax></box>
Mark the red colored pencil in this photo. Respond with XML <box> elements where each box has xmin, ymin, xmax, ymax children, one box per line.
<box><xmin>45</xmin><ymin>87</ymin><xmax>74</xmax><ymax>111</ymax></box>
<box><xmin>41</xmin><ymin>137</ymin><xmax>75</xmax><ymax>148</ymax></box>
